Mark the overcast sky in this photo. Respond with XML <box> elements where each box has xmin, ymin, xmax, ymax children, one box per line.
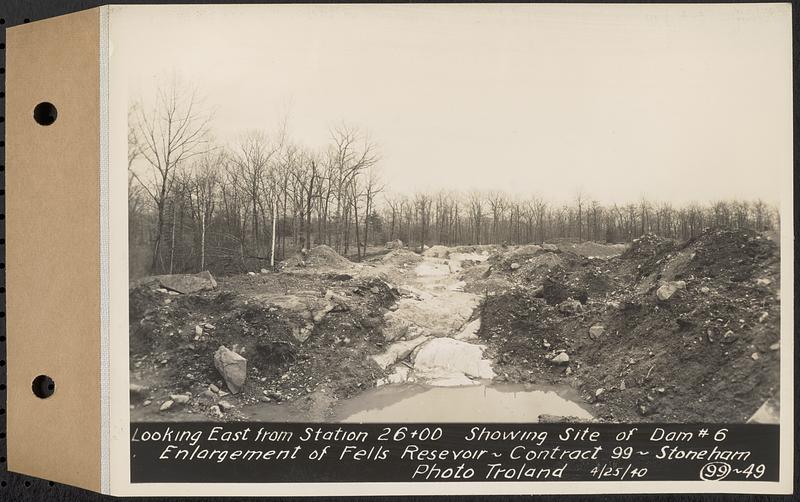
<box><xmin>111</xmin><ymin>4</ymin><xmax>791</xmax><ymax>205</ymax></box>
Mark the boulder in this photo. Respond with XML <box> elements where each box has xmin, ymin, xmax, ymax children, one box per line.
<box><xmin>656</xmin><ymin>280</ymin><xmax>686</xmax><ymax>301</ymax></box>
<box><xmin>510</xmin><ymin>262</ymin><xmax>521</xmax><ymax>270</ymax></box>
<box><xmin>588</xmin><ymin>325</ymin><xmax>605</xmax><ymax>340</ymax></box>
<box><xmin>385</xmin><ymin>292</ymin><xmax>477</xmax><ymax>338</ymax></box>
<box><xmin>413</xmin><ymin>338</ymin><xmax>495</xmax><ymax>381</ymax></box>
<box><xmin>214</xmin><ymin>345</ymin><xmax>247</xmax><ymax>394</ymax></box>
<box><xmin>381</xmin><ymin>316</ymin><xmax>412</xmax><ymax>342</ymax></box>
<box><xmin>550</xmin><ymin>352</ymin><xmax>570</xmax><ymax>365</ymax></box>
<box><xmin>170</xmin><ymin>394</ymin><xmax>191</xmax><ymax>404</ymax></box>
<box><xmin>371</xmin><ymin>336</ymin><xmax>430</xmax><ymax>369</ymax></box>
<box><xmin>542</xmin><ymin>243</ymin><xmax>559</xmax><ymax>252</ymax></box>
<box><xmin>453</xmin><ymin>318</ymin><xmax>481</xmax><ymax>341</ymax></box>
<box><xmin>158</xmin><ymin>271</ymin><xmax>217</xmax><ymax>294</ymax></box>
<box><xmin>159</xmin><ymin>400</ymin><xmax>174</xmax><ymax>411</ymax></box>
<box><xmin>385</xmin><ymin>239</ymin><xmax>404</xmax><ymax>249</ymax></box>
<box><xmin>312</xmin><ymin>303</ymin><xmax>335</xmax><ymax>323</ymax></box>
<box><xmin>292</xmin><ymin>324</ymin><xmax>314</xmax><ymax>343</ymax></box>
<box><xmin>324</xmin><ymin>289</ymin><xmax>349</xmax><ymax>309</ymax></box>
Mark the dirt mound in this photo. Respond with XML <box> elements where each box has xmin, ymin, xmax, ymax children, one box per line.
<box><xmin>129</xmin><ymin>273</ymin><xmax>395</xmax><ymax>421</ymax></box>
<box><xmin>558</xmin><ymin>241</ymin><xmax>628</xmax><ymax>258</ymax></box>
<box><xmin>676</xmin><ymin>229</ymin><xmax>779</xmax><ymax>284</ymax></box>
<box><xmin>579</xmin><ymin>268</ymin><xmax>616</xmax><ymax>295</ymax></box>
<box><xmin>477</xmin><ymin>231</ymin><xmax>781</xmax><ymax>423</ymax></box>
<box><xmin>621</xmin><ymin>233</ymin><xmax>675</xmax><ymax>259</ymax></box>
<box><xmin>422</xmin><ymin>245</ymin><xmax>450</xmax><ymax>258</ymax></box>
<box><xmin>536</xmin><ymin>276</ymin><xmax>588</xmax><ymax>305</ymax></box>
<box><xmin>380</xmin><ymin>249</ymin><xmax>423</xmax><ymax>267</ymax></box>
<box><xmin>283</xmin><ymin>245</ymin><xmax>352</xmax><ymax>269</ymax></box>
<box><xmin>491</xmin><ymin>244</ymin><xmax>551</xmax><ymax>271</ymax></box>
<box><xmin>453</xmin><ymin>244</ymin><xmax>498</xmax><ymax>255</ymax></box>
<box><xmin>518</xmin><ymin>253</ymin><xmax>565</xmax><ymax>275</ymax></box>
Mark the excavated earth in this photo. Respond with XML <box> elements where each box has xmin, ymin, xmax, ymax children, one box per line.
<box><xmin>130</xmin><ymin>230</ymin><xmax>781</xmax><ymax>423</ymax></box>
<box><xmin>475</xmin><ymin>229</ymin><xmax>781</xmax><ymax>423</ymax></box>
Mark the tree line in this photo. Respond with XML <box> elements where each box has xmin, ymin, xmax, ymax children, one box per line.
<box><xmin>128</xmin><ymin>83</ymin><xmax>779</xmax><ymax>278</ymax></box>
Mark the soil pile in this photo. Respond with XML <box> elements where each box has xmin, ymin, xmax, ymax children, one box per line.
<box><xmin>129</xmin><ymin>272</ymin><xmax>395</xmax><ymax>421</ymax></box>
<box><xmin>379</xmin><ymin>249</ymin><xmax>423</xmax><ymax>267</ymax></box>
<box><xmin>477</xmin><ymin>229</ymin><xmax>780</xmax><ymax>423</ymax></box>
<box><xmin>557</xmin><ymin>241</ymin><xmax>628</xmax><ymax>258</ymax></box>
<box><xmin>422</xmin><ymin>245</ymin><xmax>451</xmax><ymax>259</ymax></box>
<box><xmin>282</xmin><ymin>245</ymin><xmax>352</xmax><ymax>270</ymax></box>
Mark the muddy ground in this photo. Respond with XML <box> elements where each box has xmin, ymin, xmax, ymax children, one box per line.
<box><xmin>130</xmin><ymin>229</ymin><xmax>780</xmax><ymax>423</ymax></box>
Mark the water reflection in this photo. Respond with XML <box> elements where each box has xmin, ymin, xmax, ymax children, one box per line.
<box><xmin>336</xmin><ymin>383</ymin><xmax>593</xmax><ymax>423</ymax></box>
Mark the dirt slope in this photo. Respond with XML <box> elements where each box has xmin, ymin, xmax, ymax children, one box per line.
<box><xmin>476</xmin><ymin>229</ymin><xmax>780</xmax><ymax>422</ymax></box>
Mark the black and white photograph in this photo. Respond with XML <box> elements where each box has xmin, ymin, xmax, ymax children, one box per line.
<box><xmin>124</xmin><ymin>4</ymin><xmax>787</xmax><ymax>427</ymax></box>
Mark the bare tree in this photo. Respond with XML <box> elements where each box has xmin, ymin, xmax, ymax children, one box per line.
<box><xmin>187</xmin><ymin>150</ymin><xmax>224</xmax><ymax>270</ymax></box>
<box><xmin>130</xmin><ymin>79</ymin><xmax>212</xmax><ymax>273</ymax></box>
<box><xmin>361</xmin><ymin>167</ymin><xmax>384</xmax><ymax>256</ymax></box>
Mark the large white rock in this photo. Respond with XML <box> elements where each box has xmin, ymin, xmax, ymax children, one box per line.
<box><xmin>588</xmin><ymin>325</ymin><xmax>605</xmax><ymax>339</ymax></box>
<box><xmin>158</xmin><ymin>271</ymin><xmax>217</xmax><ymax>294</ymax></box>
<box><xmin>372</xmin><ymin>336</ymin><xmax>430</xmax><ymax>369</ymax></box>
<box><xmin>384</xmin><ymin>292</ymin><xmax>477</xmax><ymax>338</ymax></box>
<box><xmin>214</xmin><ymin>346</ymin><xmax>247</xmax><ymax>394</ymax></box>
<box><xmin>413</xmin><ymin>338</ymin><xmax>495</xmax><ymax>382</ymax></box>
<box><xmin>656</xmin><ymin>280</ymin><xmax>686</xmax><ymax>301</ymax></box>
<box><xmin>454</xmin><ymin>318</ymin><xmax>481</xmax><ymax>341</ymax></box>
<box><xmin>381</xmin><ymin>315</ymin><xmax>412</xmax><ymax>342</ymax></box>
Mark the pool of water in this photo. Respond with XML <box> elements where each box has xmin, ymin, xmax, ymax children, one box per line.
<box><xmin>335</xmin><ymin>383</ymin><xmax>593</xmax><ymax>423</ymax></box>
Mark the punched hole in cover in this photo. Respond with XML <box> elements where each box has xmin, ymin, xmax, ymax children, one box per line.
<box><xmin>33</xmin><ymin>102</ymin><xmax>57</xmax><ymax>126</ymax></box>
<box><xmin>32</xmin><ymin>375</ymin><xmax>56</xmax><ymax>399</ymax></box>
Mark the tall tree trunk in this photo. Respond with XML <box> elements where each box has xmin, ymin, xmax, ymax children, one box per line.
<box><xmin>151</xmin><ymin>202</ymin><xmax>165</xmax><ymax>274</ymax></box>
<box><xmin>200</xmin><ymin>211</ymin><xmax>206</xmax><ymax>270</ymax></box>
<box><xmin>169</xmin><ymin>198</ymin><xmax>177</xmax><ymax>274</ymax></box>
<box><xmin>270</xmin><ymin>198</ymin><xmax>277</xmax><ymax>268</ymax></box>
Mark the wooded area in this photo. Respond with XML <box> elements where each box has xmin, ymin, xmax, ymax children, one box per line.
<box><xmin>128</xmin><ymin>83</ymin><xmax>779</xmax><ymax>278</ymax></box>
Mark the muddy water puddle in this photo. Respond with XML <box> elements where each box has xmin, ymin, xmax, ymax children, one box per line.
<box><xmin>335</xmin><ymin>383</ymin><xmax>593</xmax><ymax>423</ymax></box>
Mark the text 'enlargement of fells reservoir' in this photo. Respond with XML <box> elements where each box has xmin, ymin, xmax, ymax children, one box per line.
<box><xmin>130</xmin><ymin>423</ymin><xmax>779</xmax><ymax>483</ymax></box>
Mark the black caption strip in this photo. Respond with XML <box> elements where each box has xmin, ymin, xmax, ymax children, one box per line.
<box><xmin>130</xmin><ymin>423</ymin><xmax>779</xmax><ymax>483</ymax></box>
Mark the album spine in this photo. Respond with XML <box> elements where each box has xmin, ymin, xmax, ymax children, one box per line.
<box><xmin>6</xmin><ymin>7</ymin><xmax>105</xmax><ymax>492</ymax></box>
